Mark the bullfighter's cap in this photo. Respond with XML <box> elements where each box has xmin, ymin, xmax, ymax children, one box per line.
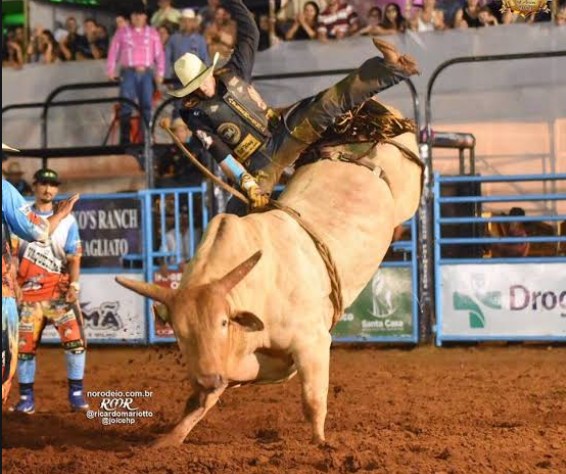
<box><xmin>33</xmin><ymin>168</ymin><xmax>61</xmax><ymax>186</ymax></box>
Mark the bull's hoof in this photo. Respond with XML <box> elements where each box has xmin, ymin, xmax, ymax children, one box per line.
<box><xmin>316</xmin><ymin>439</ymin><xmax>338</xmax><ymax>452</ymax></box>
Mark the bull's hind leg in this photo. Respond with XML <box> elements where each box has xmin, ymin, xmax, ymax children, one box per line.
<box><xmin>152</xmin><ymin>387</ymin><xmax>225</xmax><ymax>448</ymax></box>
<box><xmin>294</xmin><ymin>331</ymin><xmax>332</xmax><ymax>444</ymax></box>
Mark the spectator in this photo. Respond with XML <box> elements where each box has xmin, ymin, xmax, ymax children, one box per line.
<box><xmin>277</xmin><ymin>0</ymin><xmax>326</xmax><ymax>32</ymax></box>
<box><xmin>27</xmin><ymin>29</ymin><xmax>63</xmax><ymax>64</ymax></box>
<box><xmin>166</xmin><ymin>8</ymin><xmax>209</xmax><ymax>76</ymax></box>
<box><xmin>455</xmin><ymin>0</ymin><xmax>482</xmax><ymax>28</ymax></box>
<box><xmin>95</xmin><ymin>24</ymin><xmax>110</xmax><ymax>58</ymax></box>
<box><xmin>491</xmin><ymin>207</ymin><xmax>530</xmax><ymax>258</ymax></box>
<box><xmin>106</xmin><ymin>3</ymin><xmax>165</xmax><ymax>144</ymax></box>
<box><xmin>3</xmin><ymin>162</ymin><xmax>32</xmax><ymax>196</ymax></box>
<box><xmin>530</xmin><ymin>1</ymin><xmax>552</xmax><ymax>23</ymax></box>
<box><xmin>317</xmin><ymin>0</ymin><xmax>359</xmax><ymax>41</ymax></box>
<box><xmin>356</xmin><ymin>7</ymin><xmax>382</xmax><ymax>36</ymax></box>
<box><xmin>5</xmin><ymin>27</ymin><xmax>26</xmax><ymax>68</ymax></box>
<box><xmin>155</xmin><ymin>118</ymin><xmax>210</xmax><ymax>188</ymax></box>
<box><xmin>434</xmin><ymin>0</ymin><xmax>465</xmax><ymax>27</ymax></box>
<box><xmin>374</xmin><ymin>3</ymin><xmax>409</xmax><ymax>35</ymax></box>
<box><xmin>285</xmin><ymin>1</ymin><xmax>320</xmax><ymax>40</ymax></box>
<box><xmin>204</xmin><ymin>5</ymin><xmax>237</xmax><ymax>59</ymax></box>
<box><xmin>115</xmin><ymin>13</ymin><xmax>129</xmax><ymax>32</ymax></box>
<box><xmin>199</xmin><ymin>0</ymin><xmax>221</xmax><ymax>30</ymax></box>
<box><xmin>478</xmin><ymin>5</ymin><xmax>499</xmax><ymax>26</ymax></box>
<box><xmin>59</xmin><ymin>16</ymin><xmax>89</xmax><ymax>61</ymax></box>
<box><xmin>166</xmin><ymin>9</ymin><xmax>209</xmax><ymax>118</ymax></box>
<box><xmin>164</xmin><ymin>212</ymin><xmax>201</xmax><ymax>265</ymax></box>
<box><xmin>557</xmin><ymin>6</ymin><xmax>566</xmax><ymax>26</ymax></box>
<box><xmin>76</xmin><ymin>18</ymin><xmax>107</xmax><ymax>59</ymax></box>
<box><xmin>158</xmin><ymin>24</ymin><xmax>172</xmax><ymax>47</ymax></box>
<box><xmin>151</xmin><ymin>0</ymin><xmax>181</xmax><ymax>29</ymax></box>
<box><xmin>258</xmin><ymin>14</ymin><xmax>283</xmax><ymax>50</ymax></box>
<box><xmin>484</xmin><ymin>1</ymin><xmax>513</xmax><ymax>24</ymax></box>
<box><xmin>410</xmin><ymin>0</ymin><xmax>446</xmax><ymax>32</ymax></box>
<box><xmin>53</xmin><ymin>20</ymin><xmax>69</xmax><ymax>43</ymax></box>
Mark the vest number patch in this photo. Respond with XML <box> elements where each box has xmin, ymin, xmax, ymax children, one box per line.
<box><xmin>234</xmin><ymin>134</ymin><xmax>262</xmax><ymax>162</ymax></box>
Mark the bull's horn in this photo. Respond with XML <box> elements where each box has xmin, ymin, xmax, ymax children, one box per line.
<box><xmin>218</xmin><ymin>251</ymin><xmax>262</xmax><ymax>293</ymax></box>
<box><xmin>115</xmin><ymin>277</ymin><xmax>174</xmax><ymax>304</ymax></box>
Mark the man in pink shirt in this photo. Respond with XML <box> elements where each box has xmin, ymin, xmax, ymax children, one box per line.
<box><xmin>107</xmin><ymin>3</ymin><xmax>165</xmax><ymax>144</ymax></box>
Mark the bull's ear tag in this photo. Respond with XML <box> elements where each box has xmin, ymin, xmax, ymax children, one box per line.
<box><xmin>231</xmin><ymin>311</ymin><xmax>264</xmax><ymax>332</ymax></box>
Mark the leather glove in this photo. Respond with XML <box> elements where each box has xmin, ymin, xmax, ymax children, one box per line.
<box><xmin>240</xmin><ymin>173</ymin><xmax>270</xmax><ymax>209</ymax></box>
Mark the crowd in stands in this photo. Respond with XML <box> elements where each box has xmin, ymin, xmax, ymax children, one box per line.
<box><xmin>3</xmin><ymin>0</ymin><xmax>565</xmax><ymax>69</ymax></box>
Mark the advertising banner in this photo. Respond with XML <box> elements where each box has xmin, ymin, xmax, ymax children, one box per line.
<box><xmin>440</xmin><ymin>264</ymin><xmax>566</xmax><ymax>338</ymax></box>
<box><xmin>333</xmin><ymin>267</ymin><xmax>415</xmax><ymax>341</ymax></box>
<box><xmin>43</xmin><ymin>272</ymin><xmax>146</xmax><ymax>343</ymax></box>
<box><xmin>73</xmin><ymin>198</ymin><xmax>142</xmax><ymax>268</ymax></box>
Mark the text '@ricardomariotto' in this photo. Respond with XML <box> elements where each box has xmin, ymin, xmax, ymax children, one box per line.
<box><xmin>85</xmin><ymin>390</ymin><xmax>154</xmax><ymax>425</ymax></box>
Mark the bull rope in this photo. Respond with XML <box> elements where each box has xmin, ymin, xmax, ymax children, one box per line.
<box><xmin>256</xmin><ymin>200</ymin><xmax>344</xmax><ymax>330</ymax></box>
<box><xmin>161</xmin><ymin>120</ymin><xmax>344</xmax><ymax>329</ymax></box>
<box><xmin>160</xmin><ymin>120</ymin><xmax>249</xmax><ymax>205</ymax></box>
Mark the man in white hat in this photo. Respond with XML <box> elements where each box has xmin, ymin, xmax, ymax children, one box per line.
<box><xmin>166</xmin><ymin>8</ymin><xmax>209</xmax><ymax>119</ymax></box>
<box><xmin>170</xmin><ymin>0</ymin><xmax>418</xmax><ymax>214</ymax></box>
<box><xmin>3</xmin><ymin>161</ymin><xmax>32</xmax><ymax>196</ymax></box>
<box><xmin>2</xmin><ymin>143</ymin><xmax>80</xmax><ymax>405</ymax></box>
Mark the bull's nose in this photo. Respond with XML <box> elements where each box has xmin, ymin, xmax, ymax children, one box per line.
<box><xmin>196</xmin><ymin>374</ymin><xmax>224</xmax><ymax>391</ymax></box>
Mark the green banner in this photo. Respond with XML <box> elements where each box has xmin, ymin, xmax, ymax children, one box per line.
<box><xmin>333</xmin><ymin>267</ymin><xmax>414</xmax><ymax>340</ymax></box>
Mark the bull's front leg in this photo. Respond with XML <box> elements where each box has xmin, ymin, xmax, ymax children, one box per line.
<box><xmin>294</xmin><ymin>331</ymin><xmax>332</xmax><ymax>444</ymax></box>
<box><xmin>152</xmin><ymin>386</ymin><xmax>225</xmax><ymax>448</ymax></box>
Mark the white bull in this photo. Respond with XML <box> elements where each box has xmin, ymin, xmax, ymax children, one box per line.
<box><xmin>117</xmin><ymin>130</ymin><xmax>423</xmax><ymax>447</ymax></box>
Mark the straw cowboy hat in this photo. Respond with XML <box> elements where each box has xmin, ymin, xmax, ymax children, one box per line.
<box><xmin>5</xmin><ymin>162</ymin><xmax>24</xmax><ymax>177</ymax></box>
<box><xmin>2</xmin><ymin>143</ymin><xmax>20</xmax><ymax>152</ymax></box>
<box><xmin>169</xmin><ymin>52</ymin><xmax>220</xmax><ymax>98</ymax></box>
<box><xmin>180</xmin><ymin>8</ymin><xmax>197</xmax><ymax>20</ymax></box>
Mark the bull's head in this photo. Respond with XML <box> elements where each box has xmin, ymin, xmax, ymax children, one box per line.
<box><xmin>116</xmin><ymin>251</ymin><xmax>264</xmax><ymax>392</ymax></box>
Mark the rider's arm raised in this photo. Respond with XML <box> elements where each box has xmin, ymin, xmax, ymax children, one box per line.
<box><xmin>223</xmin><ymin>0</ymin><xmax>259</xmax><ymax>82</ymax></box>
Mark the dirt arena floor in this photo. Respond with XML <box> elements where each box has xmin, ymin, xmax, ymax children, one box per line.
<box><xmin>2</xmin><ymin>345</ymin><xmax>565</xmax><ymax>474</ymax></box>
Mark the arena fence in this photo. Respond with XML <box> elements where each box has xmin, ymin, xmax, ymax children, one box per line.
<box><xmin>42</xmin><ymin>192</ymin><xmax>148</xmax><ymax>345</ymax></box>
<box><xmin>41</xmin><ymin>185</ymin><xmax>420</xmax><ymax>345</ymax></box>
<box><xmin>333</xmin><ymin>216</ymin><xmax>420</xmax><ymax>344</ymax></box>
<box><xmin>432</xmin><ymin>173</ymin><xmax>566</xmax><ymax>346</ymax></box>
<box><xmin>420</xmin><ymin>49</ymin><xmax>566</xmax><ymax>343</ymax></box>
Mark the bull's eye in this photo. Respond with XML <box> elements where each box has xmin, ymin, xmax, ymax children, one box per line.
<box><xmin>221</xmin><ymin>319</ymin><xmax>229</xmax><ymax>327</ymax></box>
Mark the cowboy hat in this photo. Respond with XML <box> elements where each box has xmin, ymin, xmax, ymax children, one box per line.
<box><xmin>5</xmin><ymin>162</ymin><xmax>24</xmax><ymax>176</ymax></box>
<box><xmin>2</xmin><ymin>143</ymin><xmax>20</xmax><ymax>152</ymax></box>
<box><xmin>169</xmin><ymin>51</ymin><xmax>220</xmax><ymax>98</ymax></box>
<box><xmin>180</xmin><ymin>8</ymin><xmax>197</xmax><ymax>20</ymax></box>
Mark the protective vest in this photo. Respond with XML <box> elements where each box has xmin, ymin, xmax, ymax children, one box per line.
<box><xmin>199</xmin><ymin>71</ymin><xmax>278</xmax><ymax>163</ymax></box>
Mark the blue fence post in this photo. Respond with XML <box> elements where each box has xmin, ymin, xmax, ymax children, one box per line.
<box><xmin>142</xmin><ymin>190</ymin><xmax>156</xmax><ymax>344</ymax></box>
<box><xmin>410</xmin><ymin>215</ymin><xmax>419</xmax><ymax>343</ymax></box>
<box><xmin>433</xmin><ymin>173</ymin><xmax>443</xmax><ymax>346</ymax></box>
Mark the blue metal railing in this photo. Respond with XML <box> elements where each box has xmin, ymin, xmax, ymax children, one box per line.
<box><xmin>140</xmin><ymin>185</ymin><xmax>209</xmax><ymax>344</ymax></box>
<box><xmin>433</xmin><ymin>172</ymin><xmax>566</xmax><ymax>346</ymax></box>
<box><xmin>333</xmin><ymin>215</ymin><xmax>420</xmax><ymax>344</ymax></box>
